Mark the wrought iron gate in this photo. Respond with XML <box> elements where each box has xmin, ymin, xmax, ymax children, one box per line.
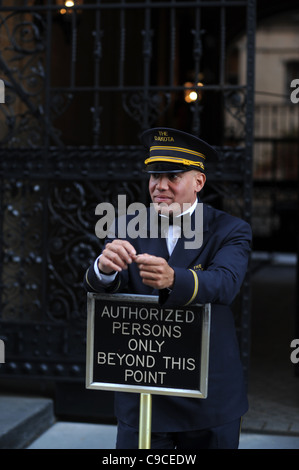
<box><xmin>0</xmin><ymin>0</ymin><xmax>255</xmax><ymax>417</ymax></box>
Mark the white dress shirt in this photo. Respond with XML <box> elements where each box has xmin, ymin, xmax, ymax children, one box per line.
<box><xmin>161</xmin><ymin>198</ymin><xmax>197</xmax><ymax>255</ymax></box>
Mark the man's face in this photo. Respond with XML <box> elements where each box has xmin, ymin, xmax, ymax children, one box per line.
<box><xmin>149</xmin><ymin>170</ymin><xmax>206</xmax><ymax>216</ymax></box>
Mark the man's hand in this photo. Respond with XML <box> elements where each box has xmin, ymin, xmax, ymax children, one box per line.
<box><xmin>135</xmin><ymin>254</ymin><xmax>175</xmax><ymax>290</ymax></box>
<box><xmin>98</xmin><ymin>240</ymin><xmax>137</xmax><ymax>274</ymax></box>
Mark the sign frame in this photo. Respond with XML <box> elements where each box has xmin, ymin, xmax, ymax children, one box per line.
<box><xmin>86</xmin><ymin>292</ymin><xmax>211</xmax><ymax>398</ymax></box>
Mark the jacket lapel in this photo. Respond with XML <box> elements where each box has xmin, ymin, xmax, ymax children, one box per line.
<box><xmin>168</xmin><ymin>203</ymin><xmax>210</xmax><ymax>268</ymax></box>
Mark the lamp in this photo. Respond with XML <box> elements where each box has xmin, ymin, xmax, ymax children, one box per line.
<box><xmin>184</xmin><ymin>82</ymin><xmax>203</xmax><ymax>103</ymax></box>
<box><xmin>55</xmin><ymin>0</ymin><xmax>83</xmax><ymax>15</ymax></box>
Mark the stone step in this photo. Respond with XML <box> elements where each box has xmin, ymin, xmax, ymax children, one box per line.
<box><xmin>0</xmin><ymin>395</ymin><xmax>55</xmax><ymax>449</ymax></box>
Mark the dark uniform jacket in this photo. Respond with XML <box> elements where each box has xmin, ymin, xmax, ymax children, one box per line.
<box><xmin>83</xmin><ymin>203</ymin><xmax>252</xmax><ymax>432</ymax></box>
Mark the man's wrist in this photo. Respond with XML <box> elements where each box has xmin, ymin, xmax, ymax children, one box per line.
<box><xmin>94</xmin><ymin>256</ymin><xmax>117</xmax><ymax>284</ymax></box>
<box><xmin>97</xmin><ymin>257</ymin><xmax>116</xmax><ymax>275</ymax></box>
<box><xmin>98</xmin><ymin>267</ymin><xmax>116</xmax><ymax>275</ymax></box>
<box><xmin>98</xmin><ymin>267</ymin><xmax>116</xmax><ymax>276</ymax></box>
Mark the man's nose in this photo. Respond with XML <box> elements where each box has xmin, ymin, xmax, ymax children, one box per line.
<box><xmin>156</xmin><ymin>175</ymin><xmax>169</xmax><ymax>189</ymax></box>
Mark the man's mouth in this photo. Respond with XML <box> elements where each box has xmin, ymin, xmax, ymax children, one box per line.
<box><xmin>153</xmin><ymin>195</ymin><xmax>172</xmax><ymax>204</ymax></box>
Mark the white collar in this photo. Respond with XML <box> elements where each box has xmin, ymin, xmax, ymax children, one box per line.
<box><xmin>160</xmin><ymin>198</ymin><xmax>198</xmax><ymax>221</ymax></box>
<box><xmin>178</xmin><ymin>198</ymin><xmax>198</xmax><ymax>218</ymax></box>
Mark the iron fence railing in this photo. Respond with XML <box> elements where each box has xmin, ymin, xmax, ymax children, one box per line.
<box><xmin>0</xmin><ymin>1</ymin><xmax>255</xmax><ymax>389</ymax></box>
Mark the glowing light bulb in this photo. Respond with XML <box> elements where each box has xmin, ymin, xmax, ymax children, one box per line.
<box><xmin>184</xmin><ymin>82</ymin><xmax>204</xmax><ymax>103</ymax></box>
<box><xmin>189</xmin><ymin>91</ymin><xmax>198</xmax><ymax>101</ymax></box>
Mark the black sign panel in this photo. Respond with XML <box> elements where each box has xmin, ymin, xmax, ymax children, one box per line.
<box><xmin>86</xmin><ymin>293</ymin><xmax>210</xmax><ymax>398</ymax></box>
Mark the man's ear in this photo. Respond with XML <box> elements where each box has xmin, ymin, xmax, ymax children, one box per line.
<box><xmin>194</xmin><ymin>171</ymin><xmax>206</xmax><ymax>192</ymax></box>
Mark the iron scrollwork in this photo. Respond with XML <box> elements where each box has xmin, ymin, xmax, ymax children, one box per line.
<box><xmin>0</xmin><ymin>1</ymin><xmax>255</xmax><ymax>382</ymax></box>
<box><xmin>122</xmin><ymin>91</ymin><xmax>171</xmax><ymax>129</ymax></box>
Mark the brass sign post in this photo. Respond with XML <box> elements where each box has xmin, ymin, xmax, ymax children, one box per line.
<box><xmin>138</xmin><ymin>393</ymin><xmax>152</xmax><ymax>449</ymax></box>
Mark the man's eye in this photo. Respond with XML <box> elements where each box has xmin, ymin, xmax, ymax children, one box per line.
<box><xmin>168</xmin><ymin>174</ymin><xmax>178</xmax><ymax>181</ymax></box>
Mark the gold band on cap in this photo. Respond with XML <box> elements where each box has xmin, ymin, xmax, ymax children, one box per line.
<box><xmin>144</xmin><ymin>156</ymin><xmax>205</xmax><ymax>170</ymax></box>
<box><xmin>150</xmin><ymin>146</ymin><xmax>206</xmax><ymax>160</ymax></box>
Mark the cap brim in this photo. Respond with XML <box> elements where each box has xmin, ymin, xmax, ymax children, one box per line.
<box><xmin>145</xmin><ymin>162</ymin><xmax>195</xmax><ymax>174</ymax></box>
